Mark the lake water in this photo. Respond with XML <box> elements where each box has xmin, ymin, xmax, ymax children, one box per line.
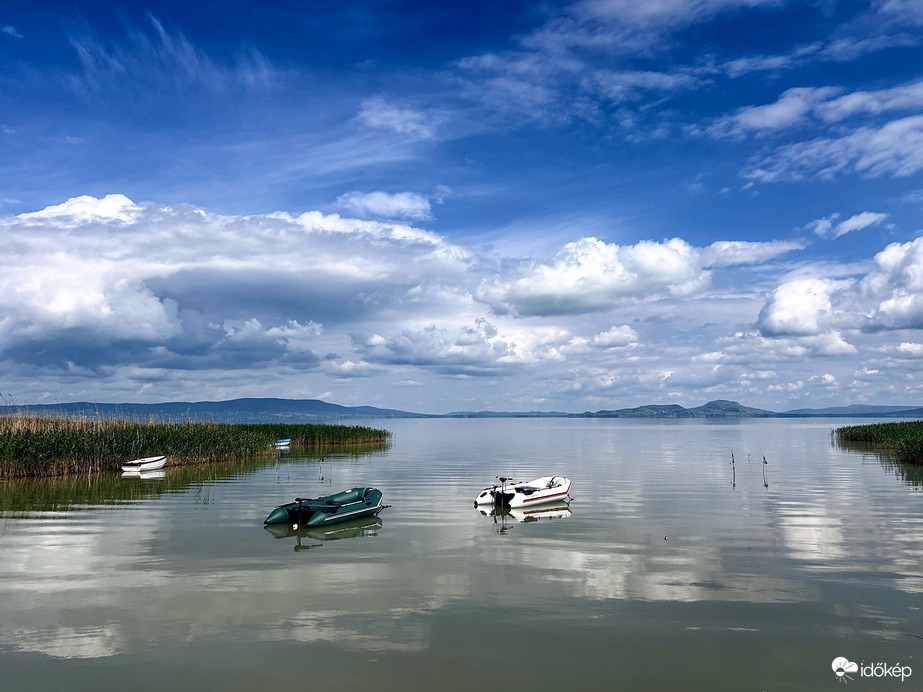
<box><xmin>1</xmin><ymin>418</ymin><xmax>921</xmax><ymax>691</ymax></box>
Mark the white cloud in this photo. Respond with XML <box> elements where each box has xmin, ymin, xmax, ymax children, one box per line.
<box><xmin>574</xmin><ymin>0</ymin><xmax>784</xmax><ymax>32</ymax></box>
<box><xmin>588</xmin><ymin>69</ymin><xmax>701</xmax><ymax>103</ymax></box>
<box><xmin>807</xmin><ymin>211</ymin><xmax>888</xmax><ymax>238</ymax></box>
<box><xmin>353</xmin><ymin>318</ymin><xmax>570</xmax><ymax>375</ymax></box>
<box><xmin>357</xmin><ymin>97</ymin><xmax>437</xmax><ymax>140</ymax></box>
<box><xmin>745</xmin><ymin>115</ymin><xmax>923</xmax><ymax>182</ymax></box>
<box><xmin>707</xmin><ymin>87</ymin><xmax>841</xmax><ymax>138</ymax></box>
<box><xmin>875</xmin><ymin>0</ymin><xmax>923</xmax><ymax>25</ymax></box>
<box><xmin>2</xmin><ymin>26</ymin><xmax>23</xmax><ymax>39</ymax></box>
<box><xmin>862</xmin><ymin>237</ymin><xmax>923</xmax><ymax>329</ymax></box>
<box><xmin>898</xmin><ymin>342</ymin><xmax>923</xmax><ymax>356</ymax></box>
<box><xmin>336</xmin><ymin>191</ymin><xmax>433</xmax><ymax>220</ymax></box>
<box><xmin>818</xmin><ymin>79</ymin><xmax>923</xmax><ymax>122</ymax></box>
<box><xmin>757</xmin><ymin>278</ymin><xmax>852</xmax><ymax>337</ymax></box>
<box><xmin>0</xmin><ymin>195</ymin><xmax>473</xmax><ymax>372</ymax></box>
<box><xmin>832</xmin><ymin>211</ymin><xmax>888</xmax><ymax>237</ymax></box>
<box><xmin>16</xmin><ymin>194</ymin><xmax>141</xmax><ymax>225</ymax></box>
<box><xmin>476</xmin><ymin>237</ymin><xmax>710</xmax><ymax>316</ymax></box>
<box><xmin>700</xmin><ymin>239</ymin><xmax>805</xmax><ymax>266</ymax></box>
<box><xmin>65</xmin><ymin>14</ymin><xmax>277</xmax><ymax>95</ymax></box>
<box><xmin>4</xmin><ymin>194</ymin><xmax>923</xmax><ymax>410</ymax></box>
<box><xmin>591</xmin><ymin>325</ymin><xmax>639</xmax><ymax>348</ymax></box>
<box><xmin>476</xmin><ymin>237</ymin><xmax>805</xmax><ymax>318</ymax></box>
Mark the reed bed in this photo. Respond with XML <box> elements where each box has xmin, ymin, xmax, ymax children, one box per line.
<box><xmin>835</xmin><ymin>421</ymin><xmax>923</xmax><ymax>464</ymax></box>
<box><xmin>0</xmin><ymin>415</ymin><xmax>391</xmax><ymax>478</ymax></box>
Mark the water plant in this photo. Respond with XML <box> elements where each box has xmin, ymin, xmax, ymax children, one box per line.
<box><xmin>835</xmin><ymin>421</ymin><xmax>923</xmax><ymax>464</ymax></box>
<box><xmin>0</xmin><ymin>414</ymin><xmax>391</xmax><ymax>478</ymax></box>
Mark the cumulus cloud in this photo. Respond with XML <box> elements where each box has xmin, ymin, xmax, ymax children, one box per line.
<box><xmin>16</xmin><ymin>194</ymin><xmax>141</xmax><ymax>225</ymax></box>
<box><xmin>898</xmin><ymin>342</ymin><xmax>923</xmax><ymax>356</ymax></box>
<box><xmin>4</xmin><ymin>194</ymin><xmax>922</xmax><ymax>409</ymax></box>
<box><xmin>0</xmin><ymin>195</ymin><xmax>472</xmax><ymax>372</ymax></box>
<box><xmin>476</xmin><ymin>237</ymin><xmax>710</xmax><ymax>316</ymax></box>
<box><xmin>757</xmin><ymin>278</ymin><xmax>852</xmax><ymax>337</ymax></box>
<box><xmin>476</xmin><ymin>237</ymin><xmax>804</xmax><ymax>317</ymax></box>
<box><xmin>862</xmin><ymin>237</ymin><xmax>923</xmax><ymax>329</ymax></box>
<box><xmin>591</xmin><ymin>325</ymin><xmax>639</xmax><ymax>348</ymax></box>
<box><xmin>352</xmin><ymin>319</ymin><xmax>570</xmax><ymax>375</ymax></box>
<box><xmin>336</xmin><ymin>191</ymin><xmax>433</xmax><ymax>220</ymax></box>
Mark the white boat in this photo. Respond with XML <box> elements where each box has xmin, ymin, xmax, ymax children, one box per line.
<box><xmin>474</xmin><ymin>475</ymin><xmax>572</xmax><ymax>508</ymax></box>
<box><xmin>272</xmin><ymin>438</ymin><xmax>292</xmax><ymax>448</ymax></box>
<box><xmin>120</xmin><ymin>455</ymin><xmax>166</xmax><ymax>473</ymax></box>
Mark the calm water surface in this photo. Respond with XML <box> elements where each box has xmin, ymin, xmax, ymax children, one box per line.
<box><xmin>1</xmin><ymin>418</ymin><xmax>921</xmax><ymax>691</ymax></box>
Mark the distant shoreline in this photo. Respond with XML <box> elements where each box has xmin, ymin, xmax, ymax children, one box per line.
<box><xmin>3</xmin><ymin>397</ymin><xmax>922</xmax><ymax>422</ymax></box>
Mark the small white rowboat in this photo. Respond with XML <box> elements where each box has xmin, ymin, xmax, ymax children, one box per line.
<box><xmin>121</xmin><ymin>455</ymin><xmax>166</xmax><ymax>473</ymax></box>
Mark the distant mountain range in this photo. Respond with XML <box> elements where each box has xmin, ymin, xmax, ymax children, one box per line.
<box><xmin>0</xmin><ymin>397</ymin><xmax>431</xmax><ymax>423</ymax></box>
<box><xmin>3</xmin><ymin>397</ymin><xmax>923</xmax><ymax>423</ymax></box>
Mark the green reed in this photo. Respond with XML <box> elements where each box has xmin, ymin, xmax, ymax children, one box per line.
<box><xmin>0</xmin><ymin>415</ymin><xmax>391</xmax><ymax>478</ymax></box>
<box><xmin>835</xmin><ymin>421</ymin><xmax>923</xmax><ymax>464</ymax></box>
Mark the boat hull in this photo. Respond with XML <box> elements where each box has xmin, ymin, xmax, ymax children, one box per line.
<box><xmin>475</xmin><ymin>476</ymin><xmax>572</xmax><ymax>508</ymax></box>
<box><xmin>264</xmin><ymin>487</ymin><xmax>385</xmax><ymax>527</ymax></box>
<box><xmin>121</xmin><ymin>455</ymin><xmax>166</xmax><ymax>473</ymax></box>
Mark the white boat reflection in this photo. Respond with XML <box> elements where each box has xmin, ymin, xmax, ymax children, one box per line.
<box><xmin>476</xmin><ymin>501</ymin><xmax>572</xmax><ymax>523</ymax></box>
<box><xmin>120</xmin><ymin>469</ymin><xmax>166</xmax><ymax>480</ymax></box>
<box><xmin>263</xmin><ymin>515</ymin><xmax>383</xmax><ymax>552</ymax></box>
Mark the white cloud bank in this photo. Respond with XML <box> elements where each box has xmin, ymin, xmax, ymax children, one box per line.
<box><xmin>475</xmin><ymin>236</ymin><xmax>803</xmax><ymax>316</ymax></box>
<box><xmin>3</xmin><ymin>195</ymin><xmax>923</xmax><ymax>410</ymax></box>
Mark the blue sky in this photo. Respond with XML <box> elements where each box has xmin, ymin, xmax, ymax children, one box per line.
<box><xmin>2</xmin><ymin>0</ymin><xmax>923</xmax><ymax>413</ymax></box>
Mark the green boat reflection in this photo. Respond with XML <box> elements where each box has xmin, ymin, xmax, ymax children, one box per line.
<box><xmin>263</xmin><ymin>515</ymin><xmax>384</xmax><ymax>551</ymax></box>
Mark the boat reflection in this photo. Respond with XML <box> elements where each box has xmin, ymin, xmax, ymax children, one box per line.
<box><xmin>120</xmin><ymin>469</ymin><xmax>166</xmax><ymax>480</ymax></box>
<box><xmin>476</xmin><ymin>501</ymin><xmax>572</xmax><ymax>526</ymax></box>
<box><xmin>263</xmin><ymin>515</ymin><xmax>383</xmax><ymax>551</ymax></box>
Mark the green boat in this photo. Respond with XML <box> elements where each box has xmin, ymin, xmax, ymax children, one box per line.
<box><xmin>264</xmin><ymin>487</ymin><xmax>386</xmax><ymax>527</ymax></box>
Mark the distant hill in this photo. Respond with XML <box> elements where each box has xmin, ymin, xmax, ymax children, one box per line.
<box><xmin>0</xmin><ymin>398</ymin><xmax>432</xmax><ymax>423</ymax></box>
<box><xmin>579</xmin><ymin>399</ymin><xmax>775</xmax><ymax>418</ymax></box>
<box><xmin>445</xmin><ymin>410</ymin><xmax>570</xmax><ymax>418</ymax></box>
<box><xmin>3</xmin><ymin>397</ymin><xmax>922</xmax><ymax>422</ymax></box>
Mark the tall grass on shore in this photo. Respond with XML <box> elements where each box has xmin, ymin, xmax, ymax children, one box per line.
<box><xmin>835</xmin><ymin>421</ymin><xmax>923</xmax><ymax>464</ymax></box>
<box><xmin>0</xmin><ymin>415</ymin><xmax>391</xmax><ymax>478</ymax></box>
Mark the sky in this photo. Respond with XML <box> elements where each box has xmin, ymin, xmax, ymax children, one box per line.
<box><xmin>1</xmin><ymin>0</ymin><xmax>923</xmax><ymax>414</ymax></box>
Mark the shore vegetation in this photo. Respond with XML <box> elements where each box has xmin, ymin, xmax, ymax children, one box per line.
<box><xmin>0</xmin><ymin>414</ymin><xmax>391</xmax><ymax>478</ymax></box>
<box><xmin>835</xmin><ymin>421</ymin><xmax>923</xmax><ymax>464</ymax></box>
